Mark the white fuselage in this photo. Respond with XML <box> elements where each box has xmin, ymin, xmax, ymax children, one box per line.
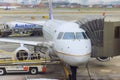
<box><xmin>43</xmin><ymin>20</ymin><xmax>91</xmax><ymax>66</ymax></box>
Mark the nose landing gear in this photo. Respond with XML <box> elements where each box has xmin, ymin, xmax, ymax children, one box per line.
<box><xmin>64</xmin><ymin>65</ymin><xmax>77</xmax><ymax>80</ymax></box>
<box><xmin>69</xmin><ymin>66</ymin><xmax>77</xmax><ymax>80</ymax></box>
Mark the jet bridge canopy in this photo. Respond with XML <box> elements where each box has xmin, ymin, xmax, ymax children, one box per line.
<box><xmin>76</xmin><ymin>16</ymin><xmax>120</xmax><ymax>57</ymax></box>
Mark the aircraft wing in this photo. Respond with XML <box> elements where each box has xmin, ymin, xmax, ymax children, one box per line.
<box><xmin>0</xmin><ymin>38</ymin><xmax>53</xmax><ymax>47</ymax></box>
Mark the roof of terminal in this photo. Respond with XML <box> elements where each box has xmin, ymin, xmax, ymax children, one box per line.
<box><xmin>105</xmin><ymin>16</ymin><xmax>120</xmax><ymax>22</ymax></box>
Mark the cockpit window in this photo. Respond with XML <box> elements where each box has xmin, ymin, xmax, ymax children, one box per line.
<box><xmin>57</xmin><ymin>32</ymin><xmax>88</xmax><ymax>40</ymax></box>
<box><xmin>63</xmin><ymin>32</ymin><xmax>75</xmax><ymax>39</ymax></box>
<box><xmin>57</xmin><ymin>32</ymin><xmax>63</xmax><ymax>39</ymax></box>
<box><xmin>83</xmin><ymin>32</ymin><xmax>88</xmax><ymax>39</ymax></box>
<box><xmin>76</xmin><ymin>32</ymin><xmax>88</xmax><ymax>39</ymax></box>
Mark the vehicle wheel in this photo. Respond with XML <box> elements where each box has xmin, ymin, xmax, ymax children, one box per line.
<box><xmin>0</xmin><ymin>69</ymin><xmax>5</xmax><ymax>75</ymax></box>
<box><xmin>30</xmin><ymin>68</ymin><xmax>38</xmax><ymax>75</ymax></box>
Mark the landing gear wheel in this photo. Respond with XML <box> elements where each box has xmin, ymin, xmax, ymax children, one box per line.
<box><xmin>68</xmin><ymin>74</ymin><xmax>72</xmax><ymax>80</ymax></box>
<box><xmin>0</xmin><ymin>69</ymin><xmax>5</xmax><ymax>75</ymax></box>
<box><xmin>96</xmin><ymin>57</ymin><xmax>110</xmax><ymax>62</ymax></box>
<box><xmin>30</xmin><ymin>68</ymin><xmax>38</xmax><ymax>75</ymax></box>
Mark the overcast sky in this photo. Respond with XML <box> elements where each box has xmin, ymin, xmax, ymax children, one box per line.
<box><xmin>87</xmin><ymin>0</ymin><xmax>119</xmax><ymax>4</ymax></box>
<box><xmin>89</xmin><ymin>0</ymin><xmax>117</xmax><ymax>2</ymax></box>
<box><xmin>58</xmin><ymin>0</ymin><xmax>120</xmax><ymax>4</ymax></box>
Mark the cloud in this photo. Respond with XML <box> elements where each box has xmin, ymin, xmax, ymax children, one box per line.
<box><xmin>80</xmin><ymin>0</ymin><xmax>89</xmax><ymax>4</ymax></box>
<box><xmin>86</xmin><ymin>0</ymin><xmax>119</xmax><ymax>4</ymax></box>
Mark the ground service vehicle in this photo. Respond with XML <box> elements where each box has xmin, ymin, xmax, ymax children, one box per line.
<box><xmin>0</xmin><ymin>59</ymin><xmax>46</xmax><ymax>75</ymax></box>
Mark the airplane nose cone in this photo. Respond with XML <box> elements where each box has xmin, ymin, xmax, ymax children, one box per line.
<box><xmin>57</xmin><ymin>52</ymin><xmax>91</xmax><ymax>66</ymax></box>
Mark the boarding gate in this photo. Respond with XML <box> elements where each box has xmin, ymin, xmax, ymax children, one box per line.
<box><xmin>76</xmin><ymin>16</ymin><xmax>120</xmax><ymax>58</ymax></box>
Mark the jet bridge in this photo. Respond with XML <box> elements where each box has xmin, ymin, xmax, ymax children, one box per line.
<box><xmin>76</xmin><ymin>16</ymin><xmax>120</xmax><ymax>58</ymax></box>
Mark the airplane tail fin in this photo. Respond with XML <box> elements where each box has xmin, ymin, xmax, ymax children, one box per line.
<box><xmin>49</xmin><ymin>0</ymin><xmax>53</xmax><ymax>20</ymax></box>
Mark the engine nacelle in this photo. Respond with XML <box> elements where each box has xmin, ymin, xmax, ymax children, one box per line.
<box><xmin>14</xmin><ymin>46</ymin><xmax>31</xmax><ymax>60</ymax></box>
<box><xmin>96</xmin><ymin>57</ymin><xmax>110</xmax><ymax>62</ymax></box>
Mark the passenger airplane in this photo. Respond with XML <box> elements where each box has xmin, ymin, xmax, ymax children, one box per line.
<box><xmin>0</xmin><ymin>6</ymin><xmax>19</xmax><ymax>10</ymax></box>
<box><xmin>0</xmin><ymin>21</ymin><xmax>45</xmax><ymax>37</ymax></box>
<box><xmin>0</xmin><ymin>0</ymin><xmax>91</xmax><ymax>80</ymax></box>
<box><xmin>4</xmin><ymin>21</ymin><xmax>45</xmax><ymax>29</ymax></box>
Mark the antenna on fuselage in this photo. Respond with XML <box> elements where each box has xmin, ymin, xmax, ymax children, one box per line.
<box><xmin>49</xmin><ymin>0</ymin><xmax>53</xmax><ymax>20</ymax></box>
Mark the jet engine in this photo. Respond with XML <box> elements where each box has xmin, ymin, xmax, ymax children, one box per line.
<box><xmin>14</xmin><ymin>46</ymin><xmax>31</xmax><ymax>60</ymax></box>
<box><xmin>96</xmin><ymin>57</ymin><xmax>110</xmax><ymax>62</ymax></box>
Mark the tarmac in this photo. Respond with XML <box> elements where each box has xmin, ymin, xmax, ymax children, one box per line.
<box><xmin>0</xmin><ymin>9</ymin><xmax>119</xmax><ymax>80</ymax></box>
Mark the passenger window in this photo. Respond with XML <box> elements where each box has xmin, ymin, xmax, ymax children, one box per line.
<box><xmin>115</xmin><ymin>26</ymin><xmax>120</xmax><ymax>39</ymax></box>
<box><xmin>57</xmin><ymin>32</ymin><xmax>63</xmax><ymax>39</ymax></box>
<box><xmin>63</xmin><ymin>32</ymin><xmax>75</xmax><ymax>39</ymax></box>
